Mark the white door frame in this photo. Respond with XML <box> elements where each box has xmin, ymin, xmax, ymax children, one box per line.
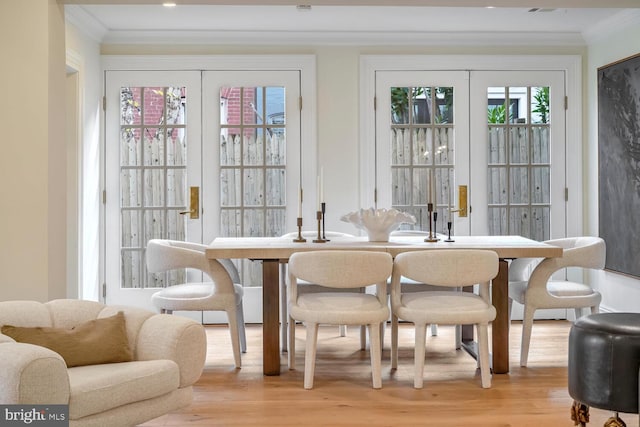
<box><xmin>101</xmin><ymin>55</ymin><xmax>316</xmax><ymax>320</ymax></box>
<box><xmin>360</xmin><ymin>55</ymin><xmax>582</xmax><ymax>238</ymax></box>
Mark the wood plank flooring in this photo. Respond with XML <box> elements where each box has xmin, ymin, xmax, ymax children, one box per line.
<box><xmin>141</xmin><ymin>321</ymin><xmax>620</xmax><ymax>426</ymax></box>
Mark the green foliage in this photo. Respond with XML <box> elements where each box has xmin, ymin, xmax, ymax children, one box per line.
<box><xmin>436</xmin><ymin>87</ymin><xmax>453</xmax><ymax>124</ymax></box>
<box><xmin>390</xmin><ymin>87</ymin><xmax>409</xmax><ymax>123</ymax></box>
<box><xmin>390</xmin><ymin>86</ymin><xmax>453</xmax><ymax>124</ymax></box>
<box><xmin>532</xmin><ymin>87</ymin><xmax>550</xmax><ymax>124</ymax></box>
<box><xmin>487</xmin><ymin>104</ymin><xmax>506</xmax><ymax>124</ymax></box>
<box><xmin>391</xmin><ymin>87</ymin><xmax>426</xmax><ymax>123</ymax></box>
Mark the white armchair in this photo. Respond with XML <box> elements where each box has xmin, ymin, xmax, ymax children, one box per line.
<box><xmin>0</xmin><ymin>299</ymin><xmax>206</xmax><ymax>427</ymax></box>
<box><xmin>146</xmin><ymin>239</ymin><xmax>246</xmax><ymax>368</ymax></box>
<box><xmin>509</xmin><ymin>236</ymin><xmax>606</xmax><ymax>367</ymax></box>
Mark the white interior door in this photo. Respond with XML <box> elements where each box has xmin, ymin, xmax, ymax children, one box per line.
<box><xmin>375</xmin><ymin>71</ymin><xmax>470</xmax><ymax>236</ymax></box>
<box><xmin>202</xmin><ymin>70</ymin><xmax>303</xmax><ymax>323</ymax></box>
<box><xmin>469</xmin><ymin>70</ymin><xmax>566</xmax><ymax>239</ymax></box>
<box><xmin>104</xmin><ymin>71</ymin><xmax>202</xmax><ymax>310</ymax></box>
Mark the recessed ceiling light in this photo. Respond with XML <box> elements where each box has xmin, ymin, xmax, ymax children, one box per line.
<box><xmin>163</xmin><ymin>2</ymin><xmax>177</xmax><ymax>7</ymax></box>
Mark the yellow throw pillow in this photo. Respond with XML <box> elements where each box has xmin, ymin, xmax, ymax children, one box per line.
<box><xmin>1</xmin><ymin>311</ymin><xmax>133</xmax><ymax>367</ymax></box>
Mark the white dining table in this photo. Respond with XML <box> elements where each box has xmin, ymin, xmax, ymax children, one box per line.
<box><xmin>206</xmin><ymin>235</ymin><xmax>563</xmax><ymax>376</ymax></box>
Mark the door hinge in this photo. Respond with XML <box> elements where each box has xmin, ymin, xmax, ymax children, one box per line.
<box><xmin>374</xmin><ymin>188</ymin><xmax>377</xmax><ymax>204</ymax></box>
<box><xmin>564</xmin><ymin>96</ymin><xmax>568</xmax><ymax>110</ymax></box>
<box><xmin>565</xmin><ymin>187</ymin><xmax>569</xmax><ymax>201</ymax></box>
<box><xmin>299</xmin><ymin>96</ymin><xmax>302</xmax><ymax>111</ymax></box>
<box><xmin>102</xmin><ymin>190</ymin><xmax>106</xmax><ymax>204</ymax></box>
<box><xmin>102</xmin><ymin>96</ymin><xmax>106</xmax><ymax>111</ymax></box>
<box><xmin>102</xmin><ymin>283</ymin><xmax>107</xmax><ymax>299</ymax></box>
<box><xmin>374</xmin><ymin>96</ymin><xmax>377</xmax><ymax>110</ymax></box>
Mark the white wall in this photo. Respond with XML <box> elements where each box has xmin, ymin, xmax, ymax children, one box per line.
<box><xmin>65</xmin><ymin>22</ymin><xmax>103</xmax><ymax>301</ymax></box>
<box><xmin>586</xmin><ymin>19</ymin><xmax>640</xmax><ymax>313</ymax></box>
<box><xmin>0</xmin><ymin>1</ymin><xmax>66</xmax><ymax>302</ymax></box>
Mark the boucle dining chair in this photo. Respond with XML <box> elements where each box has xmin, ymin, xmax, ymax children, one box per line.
<box><xmin>279</xmin><ymin>231</ymin><xmax>360</xmax><ymax>352</ymax></box>
<box><xmin>389</xmin><ymin>230</ymin><xmax>457</xmax><ymax>341</ymax></box>
<box><xmin>287</xmin><ymin>250</ymin><xmax>392</xmax><ymax>389</ymax></box>
<box><xmin>508</xmin><ymin>236</ymin><xmax>606</xmax><ymax>367</ymax></box>
<box><xmin>390</xmin><ymin>249</ymin><xmax>498</xmax><ymax>389</ymax></box>
<box><xmin>146</xmin><ymin>239</ymin><xmax>247</xmax><ymax>368</ymax></box>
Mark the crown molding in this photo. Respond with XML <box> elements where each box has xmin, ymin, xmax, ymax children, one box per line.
<box><xmin>65</xmin><ymin>5</ymin><xmax>109</xmax><ymax>42</ymax></box>
<box><xmin>100</xmin><ymin>29</ymin><xmax>586</xmax><ymax>47</ymax></box>
<box><xmin>58</xmin><ymin>0</ymin><xmax>640</xmax><ymax>7</ymax></box>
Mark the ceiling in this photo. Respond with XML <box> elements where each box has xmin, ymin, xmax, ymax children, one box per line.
<box><xmin>64</xmin><ymin>1</ymin><xmax>640</xmax><ymax>46</ymax></box>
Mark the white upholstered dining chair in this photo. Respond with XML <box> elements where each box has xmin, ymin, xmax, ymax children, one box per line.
<box><xmin>279</xmin><ymin>231</ymin><xmax>360</xmax><ymax>352</ymax></box>
<box><xmin>389</xmin><ymin>229</ymin><xmax>456</xmax><ymax>341</ymax></box>
<box><xmin>146</xmin><ymin>239</ymin><xmax>247</xmax><ymax>368</ymax></box>
<box><xmin>390</xmin><ymin>249</ymin><xmax>498</xmax><ymax>389</ymax></box>
<box><xmin>508</xmin><ymin>236</ymin><xmax>606</xmax><ymax>367</ymax></box>
<box><xmin>287</xmin><ymin>250</ymin><xmax>392</xmax><ymax>389</ymax></box>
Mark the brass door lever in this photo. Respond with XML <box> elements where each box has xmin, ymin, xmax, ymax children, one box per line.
<box><xmin>179</xmin><ymin>187</ymin><xmax>200</xmax><ymax>219</ymax></box>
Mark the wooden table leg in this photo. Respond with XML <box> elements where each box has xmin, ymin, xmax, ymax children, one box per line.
<box><xmin>491</xmin><ymin>259</ymin><xmax>510</xmax><ymax>374</ymax></box>
<box><xmin>262</xmin><ymin>259</ymin><xmax>281</xmax><ymax>375</ymax></box>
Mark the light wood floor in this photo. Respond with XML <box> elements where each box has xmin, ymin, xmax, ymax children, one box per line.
<box><xmin>141</xmin><ymin>321</ymin><xmax>619</xmax><ymax>426</ymax></box>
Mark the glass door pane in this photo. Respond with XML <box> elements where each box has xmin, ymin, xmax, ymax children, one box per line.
<box><xmin>389</xmin><ymin>86</ymin><xmax>455</xmax><ymax>233</ymax></box>
<box><xmin>470</xmin><ymin>70</ymin><xmax>565</xmax><ymax>239</ymax></box>
<box><xmin>219</xmin><ymin>86</ymin><xmax>287</xmax><ymax>286</ymax></box>
<box><xmin>202</xmin><ymin>71</ymin><xmax>302</xmax><ymax>323</ymax></box>
<box><xmin>486</xmin><ymin>86</ymin><xmax>551</xmax><ymax>240</ymax></box>
<box><xmin>119</xmin><ymin>85</ymin><xmax>189</xmax><ymax>288</ymax></box>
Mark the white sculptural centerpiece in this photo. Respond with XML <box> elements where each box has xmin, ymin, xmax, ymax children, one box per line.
<box><xmin>340</xmin><ymin>208</ymin><xmax>416</xmax><ymax>242</ymax></box>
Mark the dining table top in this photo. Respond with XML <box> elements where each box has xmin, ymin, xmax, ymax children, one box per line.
<box><xmin>205</xmin><ymin>234</ymin><xmax>563</xmax><ymax>260</ymax></box>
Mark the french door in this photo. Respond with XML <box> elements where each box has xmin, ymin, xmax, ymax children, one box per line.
<box><xmin>469</xmin><ymin>70</ymin><xmax>566</xmax><ymax>239</ymax></box>
<box><xmin>375</xmin><ymin>69</ymin><xmax>566</xmax><ymax>239</ymax></box>
<box><xmin>105</xmin><ymin>71</ymin><xmax>202</xmax><ymax>310</ymax></box>
<box><xmin>375</xmin><ymin>71</ymin><xmax>470</xmax><ymax>235</ymax></box>
<box><xmin>104</xmin><ymin>69</ymin><xmax>303</xmax><ymax>322</ymax></box>
<box><xmin>201</xmin><ymin>70</ymin><xmax>302</xmax><ymax>323</ymax></box>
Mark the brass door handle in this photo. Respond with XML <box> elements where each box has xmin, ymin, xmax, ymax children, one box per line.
<box><xmin>180</xmin><ymin>187</ymin><xmax>200</xmax><ymax>219</ymax></box>
<box><xmin>451</xmin><ymin>185</ymin><xmax>468</xmax><ymax>217</ymax></box>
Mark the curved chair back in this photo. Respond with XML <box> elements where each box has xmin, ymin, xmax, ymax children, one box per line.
<box><xmin>529</xmin><ymin>237</ymin><xmax>606</xmax><ymax>286</ymax></box>
<box><xmin>393</xmin><ymin>249</ymin><xmax>499</xmax><ymax>288</ymax></box>
<box><xmin>288</xmin><ymin>250</ymin><xmax>392</xmax><ymax>290</ymax></box>
<box><xmin>146</xmin><ymin>239</ymin><xmax>237</xmax><ymax>293</ymax></box>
